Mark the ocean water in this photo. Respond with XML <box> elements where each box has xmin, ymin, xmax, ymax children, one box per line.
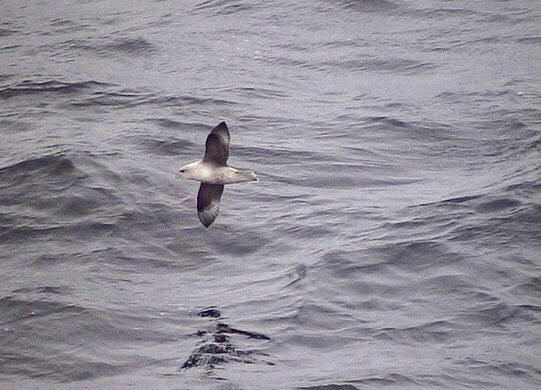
<box><xmin>1</xmin><ymin>0</ymin><xmax>541</xmax><ymax>389</ymax></box>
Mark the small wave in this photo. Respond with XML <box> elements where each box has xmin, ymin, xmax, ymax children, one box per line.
<box><xmin>193</xmin><ymin>0</ymin><xmax>253</xmax><ymax>16</ymax></box>
<box><xmin>234</xmin><ymin>86</ymin><xmax>289</xmax><ymax>99</ymax></box>
<box><xmin>68</xmin><ymin>88</ymin><xmax>236</xmax><ymax>109</ymax></box>
<box><xmin>340</xmin><ymin>0</ymin><xmax>400</xmax><ymax>13</ymax></box>
<box><xmin>376</xmin><ymin>319</ymin><xmax>457</xmax><ymax>345</ymax></box>
<box><xmin>0</xmin><ymin>295</ymin><xmax>86</xmax><ymax>326</ymax></box>
<box><xmin>0</xmin><ymin>27</ymin><xmax>19</xmax><ymax>37</ymax></box>
<box><xmin>58</xmin><ymin>36</ymin><xmax>156</xmax><ymax>57</ymax></box>
<box><xmin>1</xmin><ymin>222</ymin><xmax>115</xmax><ymax>245</ymax></box>
<box><xmin>138</xmin><ymin>137</ymin><xmax>196</xmax><ymax>157</ymax></box>
<box><xmin>458</xmin><ymin>302</ymin><xmax>521</xmax><ymax>328</ymax></box>
<box><xmin>0</xmin><ymin>79</ymin><xmax>111</xmax><ymax>100</ymax></box>
<box><xmin>319</xmin><ymin>57</ymin><xmax>438</xmax><ymax>75</ymax></box>
<box><xmin>0</xmin><ymin>44</ymin><xmax>18</xmax><ymax>52</ymax></box>
<box><xmin>475</xmin><ymin>198</ymin><xmax>522</xmax><ymax>214</ymax></box>
<box><xmin>511</xmin><ymin>276</ymin><xmax>541</xmax><ymax>299</ymax></box>
<box><xmin>239</xmin><ymin>145</ymin><xmax>327</xmax><ymax>167</ymax></box>
<box><xmin>144</xmin><ymin>117</ymin><xmax>187</xmax><ymax>129</ymax></box>
<box><xmin>0</xmin><ymin>119</ymin><xmax>34</xmax><ymax>133</ymax></box>
<box><xmin>48</xmin><ymin>18</ymin><xmax>91</xmax><ymax>35</ymax></box>
<box><xmin>103</xmin><ymin>37</ymin><xmax>155</xmax><ymax>55</ymax></box>
<box><xmin>0</xmin><ymin>155</ymin><xmax>78</xmax><ymax>184</ymax></box>
<box><xmin>297</xmin><ymin>384</ymin><xmax>360</xmax><ymax>390</ymax></box>
<box><xmin>518</xmin><ymin>36</ymin><xmax>541</xmax><ymax>45</ymax></box>
<box><xmin>68</xmin><ymin>88</ymin><xmax>153</xmax><ymax>108</ymax></box>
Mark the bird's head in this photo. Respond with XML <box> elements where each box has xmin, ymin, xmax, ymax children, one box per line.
<box><xmin>174</xmin><ymin>162</ymin><xmax>199</xmax><ymax>180</ymax></box>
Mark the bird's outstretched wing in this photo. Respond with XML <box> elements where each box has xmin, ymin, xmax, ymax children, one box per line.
<box><xmin>197</xmin><ymin>183</ymin><xmax>224</xmax><ymax>227</ymax></box>
<box><xmin>203</xmin><ymin>121</ymin><xmax>230</xmax><ymax>165</ymax></box>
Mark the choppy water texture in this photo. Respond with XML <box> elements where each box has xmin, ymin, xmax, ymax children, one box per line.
<box><xmin>1</xmin><ymin>0</ymin><xmax>541</xmax><ymax>389</ymax></box>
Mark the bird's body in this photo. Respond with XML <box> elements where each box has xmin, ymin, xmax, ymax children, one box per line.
<box><xmin>176</xmin><ymin>160</ymin><xmax>256</xmax><ymax>184</ymax></box>
<box><xmin>175</xmin><ymin>122</ymin><xmax>257</xmax><ymax>227</ymax></box>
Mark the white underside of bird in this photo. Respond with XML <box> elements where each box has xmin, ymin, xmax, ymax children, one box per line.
<box><xmin>175</xmin><ymin>161</ymin><xmax>257</xmax><ymax>184</ymax></box>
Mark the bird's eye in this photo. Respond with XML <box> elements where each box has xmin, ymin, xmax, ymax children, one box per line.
<box><xmin>180</xmin><ymin>169</ymin><xmax>185</xmax><ymax>173</ymax></box>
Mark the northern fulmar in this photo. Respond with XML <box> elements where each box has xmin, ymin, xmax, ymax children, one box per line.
<box><xmin>175</xmin><ymin>121</ymin><xmax>257</xmax><ymax>227</ymax></box>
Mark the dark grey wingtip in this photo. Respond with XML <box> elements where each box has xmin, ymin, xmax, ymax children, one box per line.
<box><xmin>199</xmin><ymin>216</ymin><xmax>213</xmax><ymax>228</ymax></box>
<box><xmin>197</xmin><ymin>207</ymin><xmax>215</xmax><ymax>228</ymax></box>
<box><xmin>215</xmin><ymin>121</ymin><xmax>227</xmax><ymax>130</ymax></box>
<box><xmin>204</xmin><ymin>122</ymin><xmax>230</xmax><ymax>165</ymax></box>
<box><xmin>197</xmin><ymin>183</ymin><xmax>224</xmax><ymax>228</ymax></box>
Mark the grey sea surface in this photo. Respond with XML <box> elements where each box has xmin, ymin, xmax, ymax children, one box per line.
<box><xmin>1</xmin><ymin>0</ymin><xmax>541</xmax><ymax>389</ymax></box>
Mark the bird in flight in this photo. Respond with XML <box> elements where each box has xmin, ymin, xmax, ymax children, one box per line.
<box><xmin>175</xmin><ymin>122</ymin><xmax>257</xmax><ymax>227</ymax></box>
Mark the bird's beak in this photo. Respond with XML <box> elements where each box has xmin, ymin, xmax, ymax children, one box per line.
<box><xmin>174</xmin><ymin>172</ymin><xmax>181</xmax><ymax>179</ymax></box>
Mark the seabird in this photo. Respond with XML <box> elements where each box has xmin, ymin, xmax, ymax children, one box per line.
<box><xmin>175</xmin><ymin>121</ymin><xmax>257</xmax><ymax>227</ymax></box>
